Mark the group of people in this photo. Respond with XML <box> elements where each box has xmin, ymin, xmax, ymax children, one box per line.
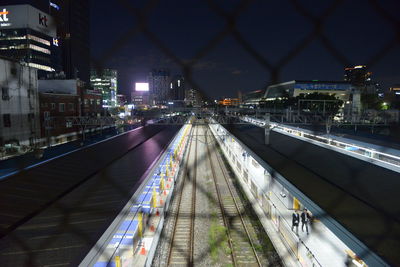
<box><xmin>292</xmin><ymin>208</ymin><xmax>311</xmax><ymax>235</ymax></box>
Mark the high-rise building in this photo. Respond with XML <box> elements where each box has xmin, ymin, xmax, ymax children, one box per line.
<box><xmin>0</xmin><ymin>1</ymin><xmax>91</xmax><ymax>84</ymax></box>
<box><xmin>0</xmin><ymin>5</ymin><xmax>57</xmax><ymax>75</ymax></box>
<box><xmin>169</xmin><ymin>75</ymin><xmax>185</xmax><ymax>101</ymax></box>
<box><xmin>0</xmin><ymin>0</ymin><xmax>49</xmax><ymax>13</ymax></box>
<box><xmin>131</xmin><ymin>82</ymin><xmax>150</xmax><ymax>106</ymax></box>
<box><xmin>344</xmin><ymin>65</ymin><xmax>371</xmax><ymax>86</ymax></box>
<box><xmin>185</xmin><ymin>89</ymin><xmax>202</xmax><ymax>107</ymax></box>
<box><xmin>90</xmin><ymin>69</ymin><xmax>118</xmax><ymax>108</ymax></box>
<box><xmin>117</xmin><ymin>94</ymin><xmax>127</xmax><ymax>107</ymax></box>
<box><xmin>49</xmin><ymin>0</ymin><xmax>91</xmax><ymax>84</ymax></box>
<box><xmin>344</xmin><ymin>65</ymin><xmax>379</xmax><ymax>94</ymax></box>
<box><xmin>148</xmin><ymin>69</ymin><xmax>170</xmax><ymax>104</ymax></box>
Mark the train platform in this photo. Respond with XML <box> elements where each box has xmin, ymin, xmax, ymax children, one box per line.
<box><xmin>0</xmin><ymin>125</ymin><xmax>180</xmax><ymax>267</ymax></box>
<box><xmin>0</xmin><ymin>125</ymin><xmax>139</xmax><ymax>179</ymax></box>
<box><xmin>85</xmin><ymin>124</ymin><xmax>191</xmax><ymax>267</ymax></box>
<box><xmin>211</xmin><ymin>122</ymin><xmax>396</xmax><ymax>266</ymax></box>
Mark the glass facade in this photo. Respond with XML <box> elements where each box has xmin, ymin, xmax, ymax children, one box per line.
<box><xmin>0</xmin><ymin>28</ymin><xmax>57</xmax><ymax>74</ymax></box>
<box><xmin>90</xmin><ymin>69</ymin><xmax>118</xmax><ymax>108</ymax></box>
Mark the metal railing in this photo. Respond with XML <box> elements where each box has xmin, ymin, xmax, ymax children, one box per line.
<box><xmin>241</xmin><ymin>116</ymin><xmax>400</xmax><ymax>172</ymax></box>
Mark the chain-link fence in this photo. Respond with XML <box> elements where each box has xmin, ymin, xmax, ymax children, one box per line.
<box><xmin>0</xmin><ymin>0</ymin><xmax>399</xmax><ymax>266</ymax></box>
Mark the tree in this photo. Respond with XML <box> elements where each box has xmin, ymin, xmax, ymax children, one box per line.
<box><xmin>361</xmin><ymin>93</ymin><xmax>383</xmax><ymax>110</ymax></box>
<box><xmin>295</xmin><ymin>93</ymin><xmax>343</xmax><ymax>115</ymax></box>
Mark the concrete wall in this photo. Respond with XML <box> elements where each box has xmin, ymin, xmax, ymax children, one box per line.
<box><xmin>0</xmin><ymin>58</ymin><xmax>40</xmax><ymax>146</ymax></box>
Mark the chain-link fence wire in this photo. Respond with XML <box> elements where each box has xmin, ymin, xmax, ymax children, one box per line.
<box><xmin>1</xmin><ymin>0</ymin><xmax>400</xmax><ymax>266</ymax></box>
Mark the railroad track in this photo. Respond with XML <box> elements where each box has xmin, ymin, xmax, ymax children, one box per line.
<box><xmin>204</xmin><ymin>125</ymin><xmax>263</xmax><ymax>267</ymax></box>
<box><xmin>0</xmin><ymin>125</ymin><xmax>180</xmax><ymax>266</ymax></box>
<box><xmin>167</xmin><ymin>125</ymin><xmax>197</xmax><ymax>266</ymax></box>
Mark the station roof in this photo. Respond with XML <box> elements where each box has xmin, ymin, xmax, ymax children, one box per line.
<box><xmin>225</xmin><ymin>124</ymin><xmax>400</xmax><ymax>266</ymax></box>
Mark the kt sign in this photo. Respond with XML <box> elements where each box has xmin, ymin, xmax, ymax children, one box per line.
<box><xmin>0</xmin><ymin>8</ymin><xmax>9</xmax><ymax>22</ymax></box>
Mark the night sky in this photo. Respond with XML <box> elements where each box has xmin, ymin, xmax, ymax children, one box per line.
<box><xmin>90</xmin><ymin>0</ymin><xmax>400</xmax><ymax>100</ymax></box>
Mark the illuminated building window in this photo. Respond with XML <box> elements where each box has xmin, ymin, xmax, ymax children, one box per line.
<box><xmin>178</xmin><ymin>80</ymin><xmax>180</xmax><ymax>87</ymax></box>
<box><xmin>0</xmin><ymin>44</ymin><xmax>27</xmax><ymax>50</ymax></box>
<box><xmin>0</xmin><ymin>35</ymin><xmax>26</xmax><ymax>41</ymax></box>
<box><xmin>29</xmin><ymin>44</ymin><xmax>50</xmax><ymax>54</ymax></box>
<box><xmin>27</xmin><ymin>63</ymin><xmax>54</xmax><ymax>72</ymax></box>
<box><xmin>27</xmin><ymin>35</ymin><xmax>50</xmax><ymax>46</ymax></box>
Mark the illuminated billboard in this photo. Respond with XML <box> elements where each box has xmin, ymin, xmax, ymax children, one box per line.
<box><xmin>0</xmin><ymin>5</ymin><xmax>56</xmax><ymax>37</ymax></box>
<box><xmin>136</xmin><ymin>83</ymin><xmax>149</xmax><ymax>92</ymax></box>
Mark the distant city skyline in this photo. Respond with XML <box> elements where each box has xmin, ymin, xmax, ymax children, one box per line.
<box><xmin>89</xmin><ymin>0</ymin><xmax>399</xmax><ymax>100</ymax></box>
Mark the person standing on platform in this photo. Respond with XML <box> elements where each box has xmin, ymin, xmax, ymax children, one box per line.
<box><xmin>292</xmin><ymin>210</ymin><xmax>299</xmax><ymax>235</ymax></box>
<box><xmin>301</xmin><ymin>208</ymin><xmax>311</xmax><ymax>234</ymax></box>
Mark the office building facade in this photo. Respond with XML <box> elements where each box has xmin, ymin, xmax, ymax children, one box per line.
<box><xmin>148</xmin><ymin>69</ymin><xmax>170</xmax><ymax>104</ymax></box>
<box><xmin>264</xmin><ymin>80</ymin><xmax>353</xmax><ymax>102</ymax></box>
<box><xmin>344</xmin><ymin>65</ymin><xmax>379</xmax><ymax>94</ymax></box>
<box><xmin>0</xmin><ymin>5</ymin><xmax>57</xmax><ymax>75</ymax></box>
<box><xmin>49</xmin><ymin>0</ymin><xmax>91</xmax><ymax>83</ymax></box>
<box><xmin>90</xmin><ymin>69</ymin><xmax>118</xmax><ymax>108</ymax></box>
<box><xmin>1</xmin><ymin>0</ymin><xmax>91</xmax><ymax>84</ymax></box>
<box><xmin>169</xmin><ymin>75</ymin><xmax>185</xmax><ymax>102</ymax></box>
<box><xmin>185</xmin><ymin>89</ymin><xmax>202</xmax><ymax>107</ymax></box>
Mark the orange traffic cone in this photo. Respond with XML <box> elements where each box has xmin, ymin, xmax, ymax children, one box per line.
<box><xmin>150</xmin><ymin>223</ymin><xmax>155</xmax><ymax>232</ymax></box>
<box><xmin>156</xmin><ymin>209</ymin><xmax>160</xmax><ymax>216</ymax></box>
<box><xmin>140</xmin><ymin>242</ymin><xmax>146</xmax><ymax>255</ymax></box>
<box><xmin>166</xmin><ymin>183</ymin><xmax>170</xmax><ymax>189</ymax></box>
<box><xmin>163</xmin><ymin>190</ymin><xmax>167</xmax><ymax>196</ymax></box>
<box><xmin>160</xmin><ymin>198</ymin><xmax>164</xmax><ymax>205</ymax></box>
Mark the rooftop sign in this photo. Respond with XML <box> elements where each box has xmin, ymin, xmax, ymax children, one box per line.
<box><xmin>0</xmin><ymin>5</ymin><xmax>56</xmax><ymax>37</ymax></box>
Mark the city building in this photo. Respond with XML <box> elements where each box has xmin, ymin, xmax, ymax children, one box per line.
<box><xmin>344</xmin><ymin>65</ymin><xmax>371</xmax><ymax>86</ymax></box>
<box><xmin>185</xmin><ymin>89</ymin><xmax>202</xmax><ymax>107</ymax></box>
<box><xmin>81</xmin><ymin>89</ymin><xmax>103</xmax><ymax>117</ymax></box>
<box><xmin>49</xmin><ymin>0</ymin><xmax>91</xmax><ymax>84</ymax></box>
<box><xmin>344</xmin><ymin>65</ymin><xmax>379</xmax><ymax>94</ymax></box>
<box><xmin>1</xmin><ymin>0</ymin><xmax>50</xmax><ymax>12</ymax></box>
<box><xmin>117</xmin><ymin>94</ymin><xmax>127</xmax><ymax>107</ymax></box>
<box><xmin>38</xmin><ymin>79</ymin><xmax>103</xmax><ymax>145</ymax></box>
<box><xmin>0</xmin><ymin>57</ymin><xmax>40</xmax><ymax>148</ymax></box>
<box><xmin>38</xmin><ymin>80</ymin><xmax>80</xmax><ymax>139</ymax></box>
<box><xmin>264</xmin><ymin>80</ymin><xmax>353</xmax><ymax>102</ymax></box>
<box><xmin>169</xmin><ymin>75</ymin><xmax>185</xmax><ymax>102</ymax></box>
<box><xmin>131</xmin><ymin>91</ymin><xmax>150</xmax><ymax>106</ymax></box>
<box><xmin>131</xmin><ymin>82</ymin><xmax>150</xmax><ymax>107</ymax></box>
<box><xmin>219</xmin><ymin>98</ymin><xmax>240</xmax><ymax>106</ymax></box>
<box><xmin>389</xmin><ymin>85</ymin><xmax>400</xmax><ymax>96</ymax></box>
<box><xmin>0</xmin><ymin>4</ymin><xmax>58</xmax><ymax>76</ymax></box>
<box><xmin>385</xmin><ymin>85</ymin><xmax>400</xmax><ymax>109</ymax></box>
<box><xmin>90</xmin><ymin>69</ymin><xmax>118</xmax><ymax>108</ymax></box>
<box><xmin>148</xmin><ymin>69</ymin><xmax>170</xmax><ymax>104</ymax></box>
<box><xmin>1</xmin><ymin>0</ymin><xmax>91</xmax><ymax>84</ymax></box>
<box><xmin>264</xmin><ymin>80</ymin><xmax>361</xmax><ymax>116</ymax></box>
<box><xmin>241</xmin><ymin>89</ymin><xmax>266</xmax><ymax>107</ymax></box>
